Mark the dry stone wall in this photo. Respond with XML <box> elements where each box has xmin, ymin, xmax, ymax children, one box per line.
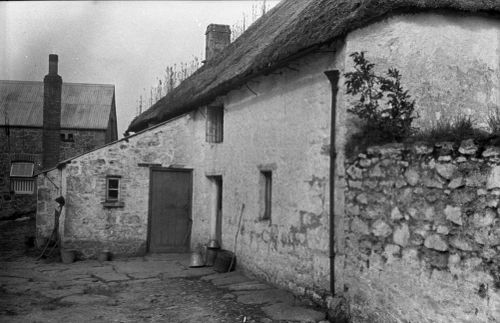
<box><xmin>343</xmin><ymin>140</ymin><xmax>500</xmax><ymax>322</ymax></box>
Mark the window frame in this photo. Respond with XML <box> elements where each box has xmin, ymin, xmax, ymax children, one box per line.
<box><xmin>10</xmin><ymin>161</ymin><xmax>35</xmax><ymax>195</ymax></box>
<box><xmin>206</xmin><ymin>105</ymin><xmax>224</xmax><ymax>143</ymax></box>
<box><xmin>105</xmin><ymin>176</ymin><xmax>121</xmax><ymax>202</ymax></box>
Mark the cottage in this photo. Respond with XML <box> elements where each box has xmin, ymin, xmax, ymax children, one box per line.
<box><xmin>37</xmin><ymin>0</ymin><xmax>500</xmax><ymax>321</ymax></box>
<box><xmin>1</xmin><ymin>55</ymin><xmax>118</xmax><ymax>218</ymax></box>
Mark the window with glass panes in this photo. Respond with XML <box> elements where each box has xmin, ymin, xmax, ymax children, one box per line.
<box><xmin>106</xmin><ymin>176</ymin><xmax>120</xmax><ymax>201</ymax></box>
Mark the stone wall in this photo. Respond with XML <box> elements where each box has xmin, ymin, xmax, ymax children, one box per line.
<box><xmin>207</xmin><ymin>48</ymin><xmax>342</xmax><ymax>302</ymax></box>
<box><xmin>36</xmin><ymin>116</ymin><xmax>194</xmax><ymax>258</ymax></box>
<box><xmin>343</xmin><ymin>141</ymin><xmax>500</xmax><ymax>322</ymax></box>
<box><xmin>59</xmin><ymin>129</ymin><xmax>107</xmax><ymax>161</ymax></box>
<box><xmin>0</xmin><ymin>128</ymin><xmax>43</xmax><ymax>219</ymax></box>
<box><xmin>1</xmin><ymin>127</ymin><xmax>108</xmax><ymax>219</ymax></box>
<box><xmin>36</xmin><ymin>169</ymin><xmax>63</xmax><ymax>239</ymax></box>
<box><xmin>35</xmin><ymin>47</ymin><xmax>343</xmax><ymax>301</ymax></box>
<box><xmin>345</xmin><ymin>13</ymin><xmax>500</xmax><ymax>129</ymax></box>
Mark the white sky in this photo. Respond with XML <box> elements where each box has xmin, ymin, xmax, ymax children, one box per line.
<box><xmin>0</xmin><ymin>1</ymin><xmax>279</xmax><ymax>137</ymax></box>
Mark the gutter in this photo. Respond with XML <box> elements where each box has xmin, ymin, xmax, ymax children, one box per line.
<box><xmin>324</xmin><ymin>70</ymin><xmax>340</xmax><ymax>295</ymax></box>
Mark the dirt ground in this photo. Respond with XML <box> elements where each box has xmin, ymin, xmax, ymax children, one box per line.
<box><xmin>0</xmin><ymin>218</ymin><xmax>328</xmax><ymax>323</ymax></box>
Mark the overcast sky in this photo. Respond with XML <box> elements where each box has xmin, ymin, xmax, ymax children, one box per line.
<box><xmin>0</xmin><ymin>1</ymin><xmax>279</xmax><ymax>137</ymax></box>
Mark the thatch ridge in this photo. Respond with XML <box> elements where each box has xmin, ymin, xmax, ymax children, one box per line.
<box><xmin>127</xmin><ymin>0</ymin><xmax>500</xmax><ymax>133</ymax></box>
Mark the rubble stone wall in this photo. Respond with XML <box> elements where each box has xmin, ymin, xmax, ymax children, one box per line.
<box><xmin>36</xmin><ymin>169</ymin><xmax>63</xmax><ymax>239</ymax></box>
<box><xmin>1</xmin><ymin>127</ymin><xmax>108</xmax><ymax>219</ymax></box>
<box><xmin>36</xmin><ymin>116</ymin><xmax>194</xmax><ymax>258</ymax></box>
<box><xmin>0</xmin><ymin>128</ymin><xmax>43</xmax><ymax>219</ymax></box>
<box><xmin>59</xmin><ymin>129</ymin><xmax>107</xmax><ymax>161</ymax></box>
<box><xmin>196</xmin><ymin>49</ymin><xmax>344</xmax><ymax>302</ymax></box>
<box><xmin>343</xmin><ymin>141</ymin><xmax>500</xmax><ymax>322</ymax></box>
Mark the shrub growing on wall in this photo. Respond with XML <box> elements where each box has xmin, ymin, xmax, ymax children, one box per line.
<box><xmin>345</xmin><ymin>52</ymin><xmax>417</xmax><ymax>142</ymax></box>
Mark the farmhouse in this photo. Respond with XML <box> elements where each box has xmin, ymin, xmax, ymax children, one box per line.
<box><xmin>37</xmin><ymin>0</ymin><xmax>500</xmax><ymax>321</ymax></box>
<box><xmin>1</xmin><ymin>55</ymin><xmax>118</xmax><ymax>218</ymax></box>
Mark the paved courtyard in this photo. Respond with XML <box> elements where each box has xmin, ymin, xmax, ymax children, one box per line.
<box><xmin>0</xmin><ymin>218</ymin><xmax>328</xmax><ymax>323</ymax></box>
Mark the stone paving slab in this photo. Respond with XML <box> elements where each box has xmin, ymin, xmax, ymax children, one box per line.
<box><xmin>89</xmin><ymin>268</ymin><xmax>130</xmax><ymax>282</ymax></box>
<box><xmin>225</xmin><ymin>281</ymin><xmax>272</xmax><ymax>291</ymax></box>
<box><xmin>59</xmin><ymin>294</ymin><xmax>110</xmax><ymax>305</ymax></box>
<box><xmin>200</xmin><ymin>271</ymin><xmax>241</xmax><ymax>281</ymax></box>
<box><xmin>262</xmin><ymin>303</ymin><xmax>327</xmax><ymax>322</ymax></box>
<box><xmin>0</xmin><ymin>276</ymin><xmax>29</xmax><ymax>284</ymax></box>
<box><xmin>39</xmin><ymin>286</ymin><xmax>85</xmax><ymax>299</ymax></box>
<box><xmin>235</xmin><ymin>289</ymin><xmax>295</xmax><ymax>305</ymax></box>
<box><xmin>211</xmin><ymin>273</ymin><xmax>253</xmax><ymax>286</ymax></box>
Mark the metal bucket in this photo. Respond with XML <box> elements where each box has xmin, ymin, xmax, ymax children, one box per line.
<box><xmin>214</xmin><ymin>250</ymin><xmax>235</xmax><ymax>273</ymax></box>
<box><xmin>205</xmin><ymin>248</ymin><xmax>218</xmax><ymax>267</ymax></box>
<box><xmin>207</xmin><ymin>239</ymin><xmax>220</xmax><ymax>249</ymax></box>
<box><xmin>189</xmin><ymin>250</ymin><xmax>205</xmax><ymax>267</ymax></box>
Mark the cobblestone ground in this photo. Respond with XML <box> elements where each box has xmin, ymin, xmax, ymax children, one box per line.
<box><xmin>0</xmin><ymin>218</ymin><xmax>328</xmax><ymax>323</ymax></box>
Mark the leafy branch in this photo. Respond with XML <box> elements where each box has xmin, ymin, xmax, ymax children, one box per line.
<box><xmin>345</xmin><ymin>52</ymin><xmax>417</xmax><ymax>141</ymax></box>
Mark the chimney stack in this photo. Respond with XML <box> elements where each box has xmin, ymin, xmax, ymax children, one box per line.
<box><xmin>205</xmin><ymin>24</ymin><xmax>231</xmax><ymax>62</ymax></box>
<box><xmin>42</xmin><ymin>54</ymin><xmax>62</xmax><ymax>169</ymax></box>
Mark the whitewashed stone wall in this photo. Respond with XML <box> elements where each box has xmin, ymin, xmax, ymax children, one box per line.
<box><xmin>197</xmin><ymin>49</ymin><xmax>344</xmax><ymax>301</ymax></box>
<box><xmin>36</xmin><ymin>47</ymin><xmax>343</xmax><ymax>300</ymax></box>
<box><xmin>37</xmin><ymin>169</ymin><xmax>64</xmax><ymax>239</ymax></box>
<box><xmin>37</xmin><ymin>116</ymin><xmax>196</xmax><ymax>257</ymax></box>
<box><xmin>345</xmin><ymin>13</ymin><xmax>500</xmax><ymax>129</ymax></box>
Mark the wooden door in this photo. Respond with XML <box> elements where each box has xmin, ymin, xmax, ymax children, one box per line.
<box><xmin>149</xmin><ymin>168</ymin><xmax>192</xmax><ymax>253</ymax></box>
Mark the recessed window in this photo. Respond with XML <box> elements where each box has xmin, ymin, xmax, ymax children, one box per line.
<box><xmin>260</xmin><ymin>171</ymin><xmax>272</xmax><ymax>221</ymax></box>
<box><xmin>206</xmin><ymin>106</ymin><xmax>223</xmax><ymax>143</ymax></box>
<box><xmin>60</xmin><ymin>132</ymin><xmax>75</xmax><ymax>142</ymax></box>
<box><xmin>10</xmin><ymin>162</ymin><xmax>35</xmax><ymax>194</ymax></box>
<box><xmin>106</xmin><ymin>176</ymin><xmax>120</xmax><ymax>201</ymax></box>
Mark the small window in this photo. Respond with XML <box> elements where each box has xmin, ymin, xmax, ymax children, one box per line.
<box><xmin>10</xmin><ymin>162</ymin><xmax>35</xmax><ymax>194</ymax></box>
<box><xmin>260</xmin><ymin>171</ymin><xmax>272</xmax><ymax>221</ymax></box>
<box><xmin>106</xmin><ymin>177</ymin><xmax>120</xmax><ymax>201</ymax></box>
<box><xmin>60</xmin><ymin>132</ymin><xmax>75</xmax><ymax>142</ymax></box>
<box><xmin>206</xmin><ymin>106</ymin><xmax>223</xmax><ymax>143</ymax></box>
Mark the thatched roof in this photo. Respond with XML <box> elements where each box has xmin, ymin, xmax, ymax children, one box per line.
<box><xmin>127</xmin><ymin>0</ymin><xmax>500</xmax><ymax>133</ymax></box>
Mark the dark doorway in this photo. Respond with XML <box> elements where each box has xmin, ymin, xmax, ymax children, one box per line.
<box><xmin>148</xmin><ymin>168</ymin><xmax>192</xmax><ymax>253</ymax></box>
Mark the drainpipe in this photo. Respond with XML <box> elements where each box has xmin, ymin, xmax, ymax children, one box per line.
<box><xmin>324</xmin><ymin>70</ymin><xmax>340</xmax><ymax>295</ymax></box>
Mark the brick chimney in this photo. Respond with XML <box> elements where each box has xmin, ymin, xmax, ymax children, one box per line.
<box><xmin>205</xmin><ymin>24</ymin><xmax>231</xmax><ymax>62</ymax></box>
<box><xmin>42</xmin><ymin>54</ymin><xmax>62</xmax><ymax>169</ymax></box>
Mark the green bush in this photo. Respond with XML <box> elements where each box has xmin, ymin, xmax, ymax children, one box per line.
<box><xmin>345</xmin><ymin>52</ymin><xmax>417</xmax><ymax>142</ymax></box>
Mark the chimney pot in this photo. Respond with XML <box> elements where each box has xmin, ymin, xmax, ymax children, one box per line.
<box><xmin>205</xmin><ymin>24</ymin><xmax>231</xmax><ymax>62</ymax></box>
<box><xmin>48</xmin><ymin>54</ymin><xmax>58</xmax><ymax>75</ymax></box>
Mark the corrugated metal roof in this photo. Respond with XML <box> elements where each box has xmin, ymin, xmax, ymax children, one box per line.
<box><xmin>0</xmin><ymin>80</ymin><xmax>114</xmax><ymax>129</ymax></box>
